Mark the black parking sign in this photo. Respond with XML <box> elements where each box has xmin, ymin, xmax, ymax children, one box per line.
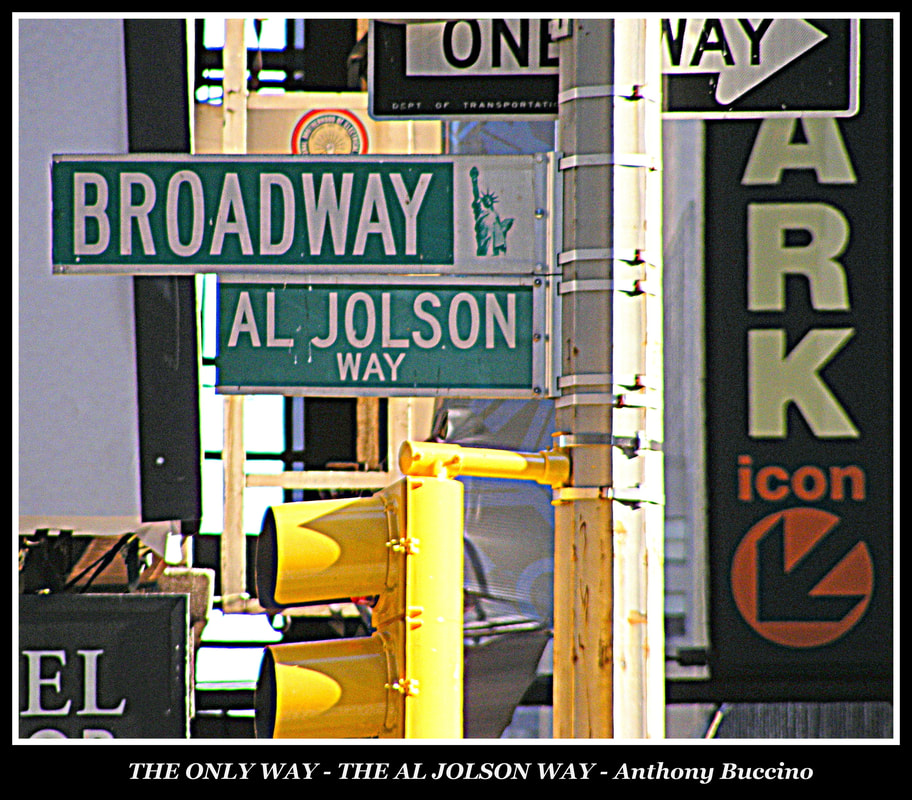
<box><xmin>703</xmin><ymin>19</ymin><xmax>892</xmax><ymax>699</ymax></box>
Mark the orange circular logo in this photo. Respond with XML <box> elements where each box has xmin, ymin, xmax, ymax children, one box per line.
<box><xmin>731</xmin><ymin>507</ymin><xmax>873</xmax><ymax>648</ymax></box>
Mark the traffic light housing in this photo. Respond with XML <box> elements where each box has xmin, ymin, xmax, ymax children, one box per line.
<box><xmin>254</xmin><ymin>475</ymin><xmax>463</xmax><ymax>739</ymax></box>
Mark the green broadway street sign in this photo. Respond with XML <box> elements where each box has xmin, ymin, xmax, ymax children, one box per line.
<box><xmin>216</xmin><ymin>276</ymin><xmax>549</xmax><ymax>397</ymax></box>
<box><xmin>51</xmin><ymin>154</ymin><xmax>554</xmax><ymax>275</ymax></box>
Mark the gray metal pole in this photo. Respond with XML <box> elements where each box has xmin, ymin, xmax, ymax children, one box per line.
<box><xmin>553</xmin><ymin>17</ymin><xmax>664</xmax><ymax>739</ymax></box>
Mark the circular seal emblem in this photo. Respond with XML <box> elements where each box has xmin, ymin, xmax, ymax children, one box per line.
<box><xmin>291</xmin><ymin>109</ymin><xmax>369</xmax><ymax>155</ymax></box>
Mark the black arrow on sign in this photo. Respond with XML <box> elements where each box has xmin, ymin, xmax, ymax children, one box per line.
<box><xmin>756</xmin><ymin>514</ymin><xmax>865</xmax><ymax>622</ymax></box>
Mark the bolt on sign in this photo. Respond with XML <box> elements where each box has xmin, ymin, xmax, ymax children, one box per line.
<box><xmin>50</xmin><ymin>154</ymin><xmax>554</xmax><ymax>276</ymax></box>
<box><xmin>703</xmin><ymin>19</ymin><xmax>892</xmax><ymax>699</ymax></box>
<box><xmin>216</xmin><ymin>276</ymin><xmax>548</xmax><ymax>398</ymax></box>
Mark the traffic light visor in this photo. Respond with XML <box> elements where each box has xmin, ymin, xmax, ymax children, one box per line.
<box><xmin>257</xmin><ymin>492</ymin><xmax>400</xmax><ymax>609</ymax></box>
<box><xmin>256</xmin><ymin>634</ymin><xmax>402</xmax><ymax>738</ymax></box>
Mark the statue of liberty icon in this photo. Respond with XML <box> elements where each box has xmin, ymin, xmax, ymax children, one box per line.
<box><xmin>470</xmin><ymin>166</ymin><xmax>514</xmax><ymax>256</ymax></box>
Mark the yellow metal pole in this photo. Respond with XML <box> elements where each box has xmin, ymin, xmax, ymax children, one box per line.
<box><xmin>399</xmin><ymin>440</ymin><xmax>570</xmax><ymax>487</ymax></box>
<box><xmin>398</xmin><ymin>440</ymin><xmax>568</xmax><ymax>738</ymax></box>
<box><xmin>403</xmin><ymin>475</ymin><xmax>464</xmax><ymax>738</ymax></box>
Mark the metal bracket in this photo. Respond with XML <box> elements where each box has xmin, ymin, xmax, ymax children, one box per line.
<box><xmin>556</xmin><ymin>279</ymin><xmax>656</xmax><ymax>302</ymax></box>
<box><xmin>387</xmin><ymin>536</ymin><xmax>420</xmax><ymax>555</ymax></box>
<box><xmin>554</xmin><ymin>392</ymin><xmax>616</xmax><ymax>409</ymax></box>
<box><xmin>553</xmin><ymin>484</ymin><xmax>665</xmax><ymax>507</ymax></box>
<box><xmin>554</xmin><ymin>388</ymin><xmax>661</xmax><ymax>410</ymax></box>
<box><xmin>556</xmin><ymin>250</ymin><xmax>659</xmax><ymax>296</ymax></box>
<box><xmin>557</xmin><ymin>373</ymin><xmax>612</xmax><ymax>388</ymax></box>
<box><xmin>604</xmin><ymin>485</ymin><xmax>665</xmax><ymax>507</ymax></box>
<box><xmin>612</xmin><ymin>434</ymin><xmax>663</xmax><ymax>459</ymax></box>
<box><xmin>557</xmin><ymin>84</ymin><xmax>653</xmax><ymax>104</ymax></box>
<box><xmin>559</xmin><ymin>153</ymin><xmax>660</xmax><ymax>171</ymax></box>
<box><xmin>558</xmin><ymin>278</ymin><xmax>615</xmax><ymax>293</ymax></box>
<box><xmin>558</xmin><ymin>247</ymin><xmax>647</xmax><ymax>265</ymax></box>
<box><xmin>561</xmin><ymin>83</ymin><xmax>660</xmax><ymax>105</ymax></box>
<box><xmin>557</xmin><ymin>372</ymin><xmax>654</xmax><ymax>390</ymax></box>
<box><xmin>387</xmin><ymin>677</ymin><xmax>420</xmax><ymax>697</ymax></box>
<box><xmin>554</xmin><ymin>431</ymin><xmax>663</xmax><ymax>459</ymax></box>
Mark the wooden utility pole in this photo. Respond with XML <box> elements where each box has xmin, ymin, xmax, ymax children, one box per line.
<box><xmin>552</xmin><ymin>18</ymin><xmax>665</xmax><ymax>738</ymax></box>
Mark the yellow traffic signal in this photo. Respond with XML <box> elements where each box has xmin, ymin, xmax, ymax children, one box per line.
<box><xmin>254</xmin><ymin>475</ymin><xmax>463</xmax><ymax>739</ymax></box>
<box><xmin>256</xmin><ymin>490</ymin><xmax>399</xmax><ymax>611</ymax></box>
<box><xmin>256</xmin><ymin>634</ymin><xmax>402</xmax><ymax>739</ymax></box>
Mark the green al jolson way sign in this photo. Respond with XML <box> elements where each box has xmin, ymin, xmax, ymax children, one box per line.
<box><xmin>51</xmin><ymin>154</ymin><xmax>554</xmax><ymax>396</ymax></box>
<box><xmin>217</xmin><ymin>277</ymin><xmax>546</xmax><ymax>397</ymax></box>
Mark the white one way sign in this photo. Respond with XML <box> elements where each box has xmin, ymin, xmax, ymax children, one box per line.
<box><xmin>662</xmin><ymin>19</ymin><xmax>826</xmax><ymax>105</ymax></box>
<box><xmin>662</xmin><ymin>18</ymin><xmax>858</xmax><ymax>118</ymax></box>
<box><xmin>370</xmin><ymin>19</ymin><xmax>859</xmax><ymax>120</ymax></box>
